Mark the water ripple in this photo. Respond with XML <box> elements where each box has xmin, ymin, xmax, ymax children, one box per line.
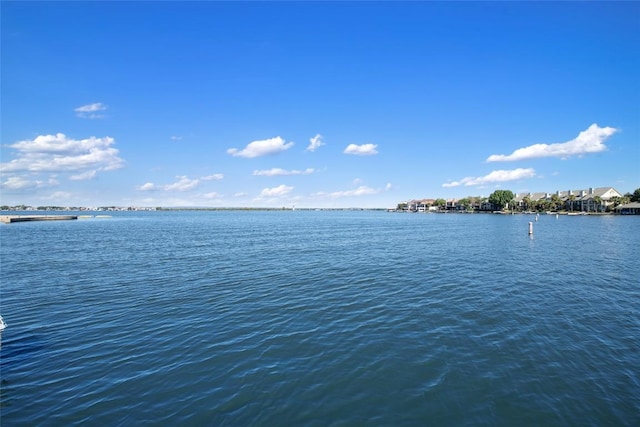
<box><xmin>1</xmin><ymin>212</ymin><xmax>638</xmax><ymax>425</ymax></box>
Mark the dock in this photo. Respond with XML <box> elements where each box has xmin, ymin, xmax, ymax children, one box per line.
<box><xmin>0</xmin><ymin>215</ymin><xmax>78</xmax><ymax>224</ymax></box>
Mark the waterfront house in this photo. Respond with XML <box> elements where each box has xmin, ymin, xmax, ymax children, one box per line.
<box><xmin>515</xmin><ymin>187</ymin><xmax>623</xmax><ymax>212</ymax></box>
<box><xmin>514</xmin><ymin>192</ymin><xmax>548</xmax><ymax>209</ymax></box>
<box><xmin>565</xmin><ymin>187</ymin><xmax>623</xmax><ymax>212</ymax></box>
<box><xmin>405</xmin><ymin>199</ymin><xmax>437</xmax><ymax>212</ymax></box>
<box><xmin>615</xmin><ymin>202</ymin><xmax>640</xmax><ymax>215</ymax></box>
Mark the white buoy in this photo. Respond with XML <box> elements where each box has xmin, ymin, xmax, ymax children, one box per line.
<box><xmin>0</xmin><ymin>315</ymin><xmax>6</xmax><ymax>349</ymax></box>
<box><xmin>528</xmin><ymin>221</ymin><xmax>533</xmax><ymax>235</ymax></box>
<box><xmin>556</xmin><ymin>214</ymin><xmax>559</xmax><ymax>219</ymax></box>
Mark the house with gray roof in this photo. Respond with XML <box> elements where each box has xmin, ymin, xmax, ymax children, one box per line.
<box><xmin>615</xmin><ymin>202</ymin><xmax>640</xmax><ymax>215</ymax></box>
<box><xmin>514</xmin><ymin>187</ymin><xmax>623</xmax><ymax>212</ymax></box>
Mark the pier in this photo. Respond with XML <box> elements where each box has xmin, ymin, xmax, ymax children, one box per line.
<box><xmin>0</xmin><ymin>215</ymin><xmax>78</xmax><ymax>224</ymax></box>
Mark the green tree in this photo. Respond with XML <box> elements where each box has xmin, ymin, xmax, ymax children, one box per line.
<box><xmin>522</xmin><ymin>195</ymin><xmax>531</xmax><ymax>212</ymax></box>
<box><xmin>610</xmin><ymin>195</ymin><xmax>630</xmax><ymax>211</ymax></box>
<box><xmin>435</xmin><ymin>198</ymin><xmax>446</xmax><ymax>210</ymax></box>
<box><xmin>592</xmin><ymin>196</ymin><xmax>602</xmax><ymax>212</ymax></box>
<box><xmin>468</xmin><ymin>196</ymin><xmax>481</xmax><ymax>211</ymax></box>
<box><xmin>632</xmin><ymin>188</ymin><xmax>640</xmax><ymax>202</ymax></box>
<box><xmin>488</xmin><ymin>190</ymin><xmax>514</xmax><ymax>211</ymax></box>
<box><xmin>568</xmin><ymin>194</ymin><xmax>576</xmax><ymax>212</ymax></box>
<box><xmin>397</xmin><ymin>202</ymin><xmax>408</xmax><ymax>211</ymax></box>
<box><xmin>609</xmin><ymin>196</ymin><xmax>621</xmax><ymax>209</ymax></box>
<box><xmin>538</xmin><ymin>199</ymin><xmax>551</xmax><ymax>212</ymax></box>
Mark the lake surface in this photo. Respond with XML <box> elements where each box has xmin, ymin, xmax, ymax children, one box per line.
<box><xmin>1</xmin><ymin>211</ymin><xmax>638</xmax><ymax>425</ymax></box>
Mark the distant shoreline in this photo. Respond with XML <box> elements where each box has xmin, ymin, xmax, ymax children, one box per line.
<box><xmin>1</xmin><ymin>207</ymin><xmax>388</xmax><ymax>213</ymax></box>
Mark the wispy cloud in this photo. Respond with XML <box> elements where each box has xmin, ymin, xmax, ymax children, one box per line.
<box><xmin>487</xmin><ymin>124</ymin><xmax>618</xmax><ymax>162</ymax></box>
<box><xmin>138</xmin><ymin>172</ymin><xmax>223</xmax><ymax>192</ymax></box>
<box><xmin>1</xmin><ymin>176</ymin><xmax>33</xmax><ymax>190</ymax></box>
<box><xmin>201</xmin><ymin>173</ymin><xmax>224</xmax><ymax>181</ymax></box>
<box><xmin>74</xmin><ymin>102</ymin><xmax>107</xmax><ymax>119</ymax></box>
<box><xmin>170</xmin><ymin>136</ymin><xmax>183</xmax><ymax>141</ymax></box>
<box><xmin>442</xmin><ymin>168</ymin><xmax>536</xmax><ymax>188</ymax></box>
<box><xmin>44</xmin><ymin>191</ymin><xmax>72</xmax><ymax>200</ymax></box>
<box><xmin>164</xmin><ymin>176</ymin><xmax>200</xmax><ymax>191</ymax></box>
<box><xmin>1</xmin><ymin>133</ymin><xmax>124</xmax><ymax>178</ymax></box>
<box><xmin>259</xmin><ymin>184</ymin><xmax>294</xmax><ymax>197</ymax></box>
<box><xmin>227</xmin><ymin>136</ymin><xmax>294</xmax><ymax>158</ymax></box>
<box><xmin>70</xmin><ymin>170</ymin><xmax>97</xmax><ymax>181</ymax></box>
<box><xmin>137</xmin><ymin>182</ymin><xmax>157</xmax><ymax>191</ymax></box>
<box><xmin>253</xmin><ymin>168</ymin><xmax>314</xmax><ymax>176</ymax></box>
<box><xmin>344</xmin><ymin>143</ymin><xmax>378</xmax><ymax>156</ymax></box>
<box><xmin>307</xmin><ymin>134</ymin><xmax>324</xmax><ymax>152</ymax></box>
<box><xmin>1</xmin><ymin>176</ymin><xmax>58</xmax><ymax>191</ymax></box>
<box><xmin>203</xmin><ymin>192</ymin><xmax>222</xmax><ymax>199</ymax></box>
<box><xmin>327</xmin><ymin>186</ymin><xmax>378</xmax><ymax>197</ymax></box>
<box><xmin>314</xmin><ymin>184</ymin><xmax>387</xmax><ymax>199</ymax></box>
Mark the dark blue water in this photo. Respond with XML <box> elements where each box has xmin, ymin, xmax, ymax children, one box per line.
<box><xmin>1</xmin><ymin>211</ymin><xmax>639</xmax><ymax>425</ymax></box>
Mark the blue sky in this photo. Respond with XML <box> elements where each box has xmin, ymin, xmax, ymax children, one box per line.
<box><xmin>2</xmin><ymin>1</ymin><xmax>638</xmax><ymax>208</ymax></box>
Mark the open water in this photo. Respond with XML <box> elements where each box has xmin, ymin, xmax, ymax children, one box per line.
<box><xmin>0</xmin><ymin>210</ymin><xmax>638</xmax><ymax>426</ymax></box>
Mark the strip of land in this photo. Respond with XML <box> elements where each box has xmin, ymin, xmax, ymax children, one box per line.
<box><xmin>0</xmin><ymin>215</ymin><xmax>78</xmax><ymax>224</ymax></box>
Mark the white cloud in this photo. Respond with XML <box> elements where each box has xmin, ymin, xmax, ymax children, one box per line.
<box><xmin>253</xmin><ymin>168</ymin><xmax>314</xmax><ymax>176</ymax></box>
<box><xmin>8</xmin><ymin>133</ymin><xmax>115</xmax><ymax>155</ymax></box>
<box><xmin>344</xmin><ymin>143</ymin><xmax>378</xmax><ymax>156</ymax></box>
<box><xmin>227</xmin><ymin>136</ymin><xmax>294</xmax><ymax>158</ymax></box>
<box><xmin>164</xmin><ymin>176</ymin><xmax>199</xmax><ymax>191</ymax></box>
<box><xmin>170</xmin><ymin>136</ymin><xmax>183</xmax><ymax>141</ymax></box>
<box><xmin>234</xmin><ymin>192</ymin><xmax>248</xmax><ymax>197</ymax></box>
<box><xmin>487</xmin><ymin>124</ymin><xmax>618</xmax><ymax>162</ymax></box>
<box><xmin>201</xmin><ymin>173</ymin><xmax>224</xmax><ymax>181</ymax></box>
<box><xmin>138</xmin><ymin>182</ymin><xmax>157</xmax><ymax>191</ymax></box>
<box><xmin>442</xmin><ymin>168</ymin><xmax>536</xmax><ymax>188</ymax></box>
<box><xmin>74</xmin><ymin>102</ymin><xmax>107</xmax><ymax>119</ymax></box>
<box><xmin>259</xmin><ymin>184</ymin><xmax>294</xmax><ymax>197</ymax></box>
<box><xmin>307</xmin><ymin>134</ymin><xmax>324</xmax><ymax>152</ymax></box>
<box><xmin>1</xmin><ymin>134</ymin><xmax>124</xmax><ymax>179</ymax></box>
<box><xmin>385</xmin><ymin>183</ymin><xmax>393</xmax><ymax>191</ymax></box>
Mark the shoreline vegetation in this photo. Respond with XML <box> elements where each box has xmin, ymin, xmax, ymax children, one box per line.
<box><xmin>398</xmin><ymin>187</ymin><xmax>640</xmax><ymax>215</ymax></box>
